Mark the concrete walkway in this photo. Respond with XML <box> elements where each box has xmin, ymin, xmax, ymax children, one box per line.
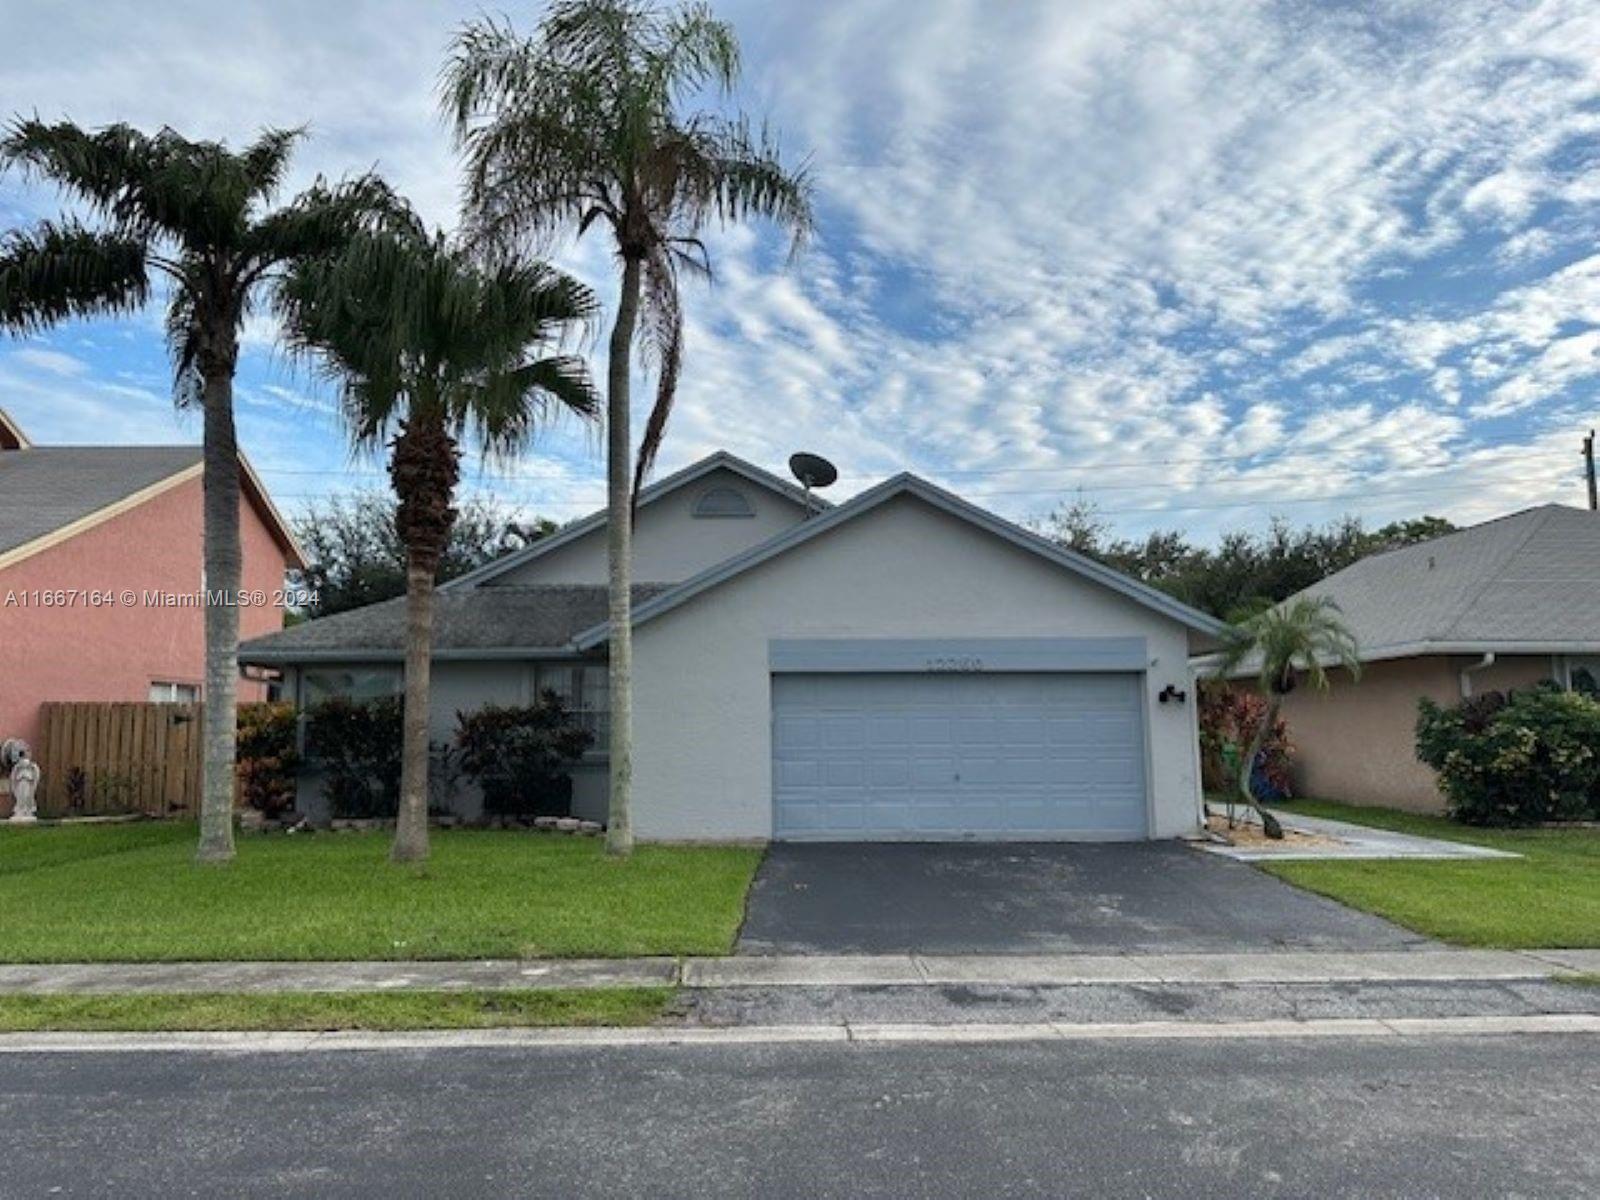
<box><xmin>1195</xmin><ymin>808</ymin><xmax>1521</xmax><ymax>862</ymax></box>
<box><xmin>0</xmin><ymin>948</ymin><xmax>1593</xmax><ymax>994</ymax></box>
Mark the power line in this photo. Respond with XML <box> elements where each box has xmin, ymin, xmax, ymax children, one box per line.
<box><xmin>250</xmin><ymin>431</ymin><xmax>1568</xmax><ymax>485</ymax></box>
<box><xmin>268</xmin><ymin>471</ymin><xmax>1582</xmax><ymax>518</ymax></box>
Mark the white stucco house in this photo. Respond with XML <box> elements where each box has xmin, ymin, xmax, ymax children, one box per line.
<box><xmin>241</xmin><ymin>452</ymin><xmax>1226</xmax><ymax>842</ymax></box>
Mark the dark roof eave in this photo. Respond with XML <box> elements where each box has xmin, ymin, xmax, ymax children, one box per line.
<box><xmin>239</xmin><ymin>645</ymin><xmax>590</xmax><ymax>665</ymax></box>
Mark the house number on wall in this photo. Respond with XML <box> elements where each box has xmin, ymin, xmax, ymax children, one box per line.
<box><xmin>924</xmin><ymin>656</ymin><xmax>984</xmax><ymax>672</ymax></box>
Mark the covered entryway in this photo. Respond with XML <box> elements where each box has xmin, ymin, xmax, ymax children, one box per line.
<box><xmin>771</xmin><ymin>672</ymin><xmax>1148</xmax><ymax>840</ymax></box>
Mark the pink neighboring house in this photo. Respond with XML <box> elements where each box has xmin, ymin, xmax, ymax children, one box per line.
<box><xmin>0</xmin><ymin>407</ymin><xmax>305</xmax><ymax>755</ymax></box>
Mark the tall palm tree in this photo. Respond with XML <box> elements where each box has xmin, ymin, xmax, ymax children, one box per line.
<box><xmin>278</xmin><ymin>213</ymin><xmax>597</xmax><ymax>863</ymax></box>
<box><xmin>443</xmin><ymin>0</ymin><xmax>814</xmax><ymax>856</ymax></box>
<box><xmin>0</xmin><ymin>121</ymin><xmax>395</xmax><ymax>863</ymax></box>
<box><xmin>1214</xmin><ymin>596</ymin><xmax>1361</xmax><ymax>838</ymax></box>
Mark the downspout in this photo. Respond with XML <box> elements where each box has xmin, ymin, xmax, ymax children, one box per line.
<box><xmin>1459</xmin><ymin>652</ymin><xmax>1496</xmax><ymax>699</ymax></box>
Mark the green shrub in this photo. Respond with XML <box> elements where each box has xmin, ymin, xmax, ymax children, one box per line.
<box><xmin>455</xmin><ymin>693</ymin><xmax>593</xmax><ymax>818</ymax></box>
<box><xmin>303</xmin><ymin>697</ymin><xmax>403</xmax><ymax>819</ymax></box>
<box><xmin>236</xmin><ymin>702</ymin><xmax>300</xmax><ymax>816</ymax></box>
<box><xmin>1416</xmin><ymin>684</ymin><xmax>1600</xmax><ymax>826</ymax></box>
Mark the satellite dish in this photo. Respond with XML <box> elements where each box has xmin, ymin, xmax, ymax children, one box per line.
<box><xmin>788</xmin><ymin>452</ymin><xmax>838</xmax><ymax>515</ymax></box>
<box><xmin>789</xmin><ymin>452</ymin><xmax>838</xmax><ymax>490</ymax></box>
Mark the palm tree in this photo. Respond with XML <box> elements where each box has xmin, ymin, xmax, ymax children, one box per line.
<box><xmin>443</xmin><ymin>0</ymin><xmax>814</xmax><ymax>856</ymax></box>
<box><xmin>0</xmin><ymin>121</ymin><xmax>396</xmax><ymax>863</ymax></box>
<box><xmin>1214</xmin><ymin>596</ymin><xmax>1361</xmax><ymax>838</ymax></box>
<box><xmin>277</xmin><ymin>213</ymin><xmax>597</xmax><ymax>863</ymax></box>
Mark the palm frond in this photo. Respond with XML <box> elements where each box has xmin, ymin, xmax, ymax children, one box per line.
<box><xmin>0</xmin><ymin>222</ymin><xmax>149</xmax><ymax>333</ymax></box>
<box><xmin>239</xmin><ymin>128</ymin><xmax>307</xmax><ymax>203</ymax></box>
<box><xmin>445</xmin><ymin>0</ymin><xmax>812</xmax><ymax>495</ymax></box>
<box><xmin>279</xmin><ymin>220</ymin><xmax>598</xmax><ymax>460</ymax></box>
<box><xmin>1</xmin><ymin>119</ymin><xmax>158</xmax><ymax>223</ymax></box>
<box><xmin>242</xmin><ymin>174</ymin><xmax>412</xmax><ymax>282</ymax></box>
<box><xmin>632</xmin><ymin>246</ymin><xmax>683</xmax><ymax>502</ymax></box>
<box><xmin>1216</xmin><ymin>596</ymin><xmax>1361</xmax><ymax>694</ymax></box>
<box><xmin>163</xmin><ymin>281</ymin><xmax>204</xmax><ymax>407</ymax></box>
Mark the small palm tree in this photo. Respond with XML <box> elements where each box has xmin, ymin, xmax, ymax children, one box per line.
<box><xmin>278</xmin><ymin>212</ymin><xmax>597</xmax><ymax>863</ymax></box>
<box><xmin>443</xmin><ymin>0</ymin><xmax>814</xmax><ymax>856</ymax></box>
<box><xmin>0</xmin><ymin>120</ymin><xmax>396</xmax><ymax>863</ymax></box>
<box><xmin>1214</xmin><ymin>596</ymin><xmax>1360</xmax><ymax>838</ymax></box>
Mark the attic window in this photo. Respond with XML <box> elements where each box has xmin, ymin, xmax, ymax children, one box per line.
<box><xmin>693</xmin><ymin>485</ymin><xmax>754</xmax><ymax>518</ymax></box>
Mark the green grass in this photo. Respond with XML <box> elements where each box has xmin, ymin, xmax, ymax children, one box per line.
<box><xmin>1261</xmin><ymin>799</ymin><xmax>1600</xmax><ymax>949</ymax></box>
<box><xmin>0</xmin><ymin>823</ymin><xmax>760</xmax><ymax>962</ymax></box>
<box><xmin>0</xmin><ymin>987</ymin><xmax>673</xmax><ymax>1031</ymax></box>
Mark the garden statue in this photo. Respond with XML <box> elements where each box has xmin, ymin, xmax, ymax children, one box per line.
<box><xmin>8</xmin><ymin>746</ymin><xmax>40</xmax><ymax>823</ymax></box>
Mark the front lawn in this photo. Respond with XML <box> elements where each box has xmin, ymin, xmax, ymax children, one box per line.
<box><xmin>0</xmin><ymin>823</ymin><xmax>761</xmax><ymax>962</ymax></box>
<box><xmin>1262</xmin><ymin>799</ymin><xmax>1600</xmax><ymax>949</ymax></box>
<box><xmin>0</xmin><ymin>987</ymin><xmax>672</xmax><ymax>1031</ymax></box>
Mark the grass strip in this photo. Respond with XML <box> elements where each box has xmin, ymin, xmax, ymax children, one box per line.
<box><xmin>0</xmin><ymin>987</ymin><xmax>674</xmax><ymax>1032</ymax></box>
<box><xmin>1260</xmin><ymin>799</ymin><xmax>1600</xmax><ymax>949</ymax></box>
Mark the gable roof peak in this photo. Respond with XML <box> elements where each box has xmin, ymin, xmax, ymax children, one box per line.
<box><xmin>571</xmin><ymin>463</ymin><xmax>1228</xmax><ymax>648</ymax></box>
<box><xmin>443</xmin><ymin>448</ymin><xmax>830</xmax><ymax>591</ymax></box>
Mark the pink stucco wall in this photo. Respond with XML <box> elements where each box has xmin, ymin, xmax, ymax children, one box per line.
<box><xmin>0</xmin><ymin>474</ymin><xmax>291</xmax><ymax>752</ymax></box>
<box><xmin>1279</xmin><ymin>654</ymin><xmax>1561</xmax><ymax>812</ymax></box>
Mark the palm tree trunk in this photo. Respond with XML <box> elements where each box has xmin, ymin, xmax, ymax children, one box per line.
<box><xmin>196</xmin><ymin>358</ymin><xmax>241</xmax><ymax>865</ymax></box>
<box><xmin>605</xmin><ymin>254</ymin><xmax>643</xmax><ymax>858</ymax></box>
<box><xmin>391</xmin><ymin>559</ymin><xmax>434</xmax><ymax>863</ymax></box>
<box><xmin>1239</xmin><ymin>695</ymin><xmax>1285</xmax><ymax>839</ymax></box>
<box><xmin>387</xmin><ymin>416</ymin><xmax>458</xmax><ymax>865</ymax></box>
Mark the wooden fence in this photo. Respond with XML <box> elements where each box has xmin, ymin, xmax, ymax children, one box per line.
<box><xmin>34</xmin><ymin>701</ymin><xmax>203</xmax><ymax>817</ymax></box>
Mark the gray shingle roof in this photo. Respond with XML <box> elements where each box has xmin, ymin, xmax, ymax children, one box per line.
<box><xmin>239</xmin><ymin>584</ymin><xmax>674</xmax><ymax>661</ymax></box>
<box><xmin>0</xmin><ymin>446</ymin><xmax>202</xmax><ymax>557</ymax></box>
<box><xmin>1297</xmin><ymin>504</ymin><xmax>1600</xmax><ymax>657</ymax></box>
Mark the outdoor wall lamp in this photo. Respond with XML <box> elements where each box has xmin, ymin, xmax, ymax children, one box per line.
<box><xmin>1158</xmin><ymin>684</ymin><xmax>1187</xmax><ymax>705</ymax></box>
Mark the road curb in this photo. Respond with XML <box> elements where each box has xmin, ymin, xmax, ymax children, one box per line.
<box><xmin>0</xmin><ymin>1013</ymin><xmax>1596</xmax><ymax>1054</ymax></box>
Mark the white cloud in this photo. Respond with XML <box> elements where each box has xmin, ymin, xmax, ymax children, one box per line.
<box><xmin>6</xmin><ymin>346</ymin><xmax>89</xmax><ymax>376</ymax></box>
<box><xmin>2</xmin><ymin>0</ymin><xmax>1599</xmax><ymax>541</ymax></box>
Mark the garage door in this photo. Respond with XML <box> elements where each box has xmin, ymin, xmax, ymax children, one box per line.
<box><xmin>772</xmin><ymin>673</ymin><xmax>1147</xmax><ymax>840</ymax></box>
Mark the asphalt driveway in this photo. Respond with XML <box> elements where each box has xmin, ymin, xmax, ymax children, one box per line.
<box><xmin>737</xmin><ymin>842</ymin><xmax>1431</xmax><ymax>955</ymax></box>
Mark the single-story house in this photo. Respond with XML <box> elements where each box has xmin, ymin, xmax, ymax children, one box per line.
<box><xmin>241</xmin><ymin>451</ymin><xmax>1226</xmax><ymax>842</ymax></box>
<box><xmin>0</xmin><ymin>407</ymin><xmax>304</xmax><ymax>754</ymax></box>
<box><xmin>1228</xmin><ymin>503</ymin><xmax>1600</xmax><ymax>812</ymax></box>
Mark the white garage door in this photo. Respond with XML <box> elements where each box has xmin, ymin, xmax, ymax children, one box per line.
<box><xmin>771</xmin><ymin>673</ymin><xmax>1148</xmax><ymax>841</ymax></box>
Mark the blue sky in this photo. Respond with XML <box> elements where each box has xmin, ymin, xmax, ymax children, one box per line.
<box><xmin>2</xmin><ymin>0</ymin><xmax>1598</xmax><ymax>542</ymax></box>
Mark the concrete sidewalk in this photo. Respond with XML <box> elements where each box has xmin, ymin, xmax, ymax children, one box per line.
<box><xmin>0</xmin><ymin>948</ymin><xmax>1594</xmax><ymax>994</ymax></box>
<box><xmin>1196</xmin><ymin>808</ymin><xmax>1523</xmax><ymax>862</ymax></box>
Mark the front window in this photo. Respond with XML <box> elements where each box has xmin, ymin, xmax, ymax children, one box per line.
<box><xmin>1568</xmin><ymin>657</ymin><xmax>1600</xmax><ymax>697</ymax></box>
<box><xmin>530</xmin><ymin>662</ymin><xmax>609</xmax><ymax>746</ymax></box>
<box><xmin>149</xmin><ymin>681</ymin><xmax>199</xmax><ymax>703</ymax></box>
<box><xmin>300</xmin><ymin>668</ymin><xmax>401</xmax><ymax>707</ymax></box>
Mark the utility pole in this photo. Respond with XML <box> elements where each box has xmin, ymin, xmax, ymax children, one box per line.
<box><xmin>1586</xmin><ymin>430</ymin><xmax>1598</xmax><ymax>512</ymax></box>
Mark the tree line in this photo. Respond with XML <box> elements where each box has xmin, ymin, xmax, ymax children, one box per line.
<box><xmin>1035</xmin><ymin>500</ymin><xmax>1456</xmax><ymax>620</ymax></box>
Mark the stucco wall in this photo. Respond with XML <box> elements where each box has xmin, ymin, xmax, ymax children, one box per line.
<box><xmin>0</xmin><ymin>475</ymin><xmax>290</xmax><ymax>752</ymax></box>
<box><xmin>1279</xmin><ymin>653</ymin><xmax>1560</xmax><ymax>812</ymax></box>
<box><xmin>492</xmin><ymin>466</ymin><xmax>809</xmax><ymax>585</ymax></box>
<box><xmin>630</xmin><ymin>493</ymin><xmax>1204</xmax><ymax>841</ymax></box>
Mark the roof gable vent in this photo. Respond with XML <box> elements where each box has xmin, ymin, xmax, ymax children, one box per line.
<box><xmin>693</xmin><ymin>485</ymin><xmax>754</xmax><ymax>519</ymax></box>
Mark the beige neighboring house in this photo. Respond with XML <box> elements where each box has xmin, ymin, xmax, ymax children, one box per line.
<box><xmin>1235</xmin><ymin>504</ymin><xmax>1600</xmax><ymax>812</ymax></box>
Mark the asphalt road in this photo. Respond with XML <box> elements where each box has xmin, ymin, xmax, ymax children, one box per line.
<box><xmin>6</xmin><ymin>1035</ymin><xmax>1597</xmax><ymax>1198</ymax></box>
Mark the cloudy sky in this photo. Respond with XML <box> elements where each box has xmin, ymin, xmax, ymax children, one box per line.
<box><xmin>2</xmin><ymin>0</ymin><xmax>1598</xmax><ymax>541</ymax></box>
